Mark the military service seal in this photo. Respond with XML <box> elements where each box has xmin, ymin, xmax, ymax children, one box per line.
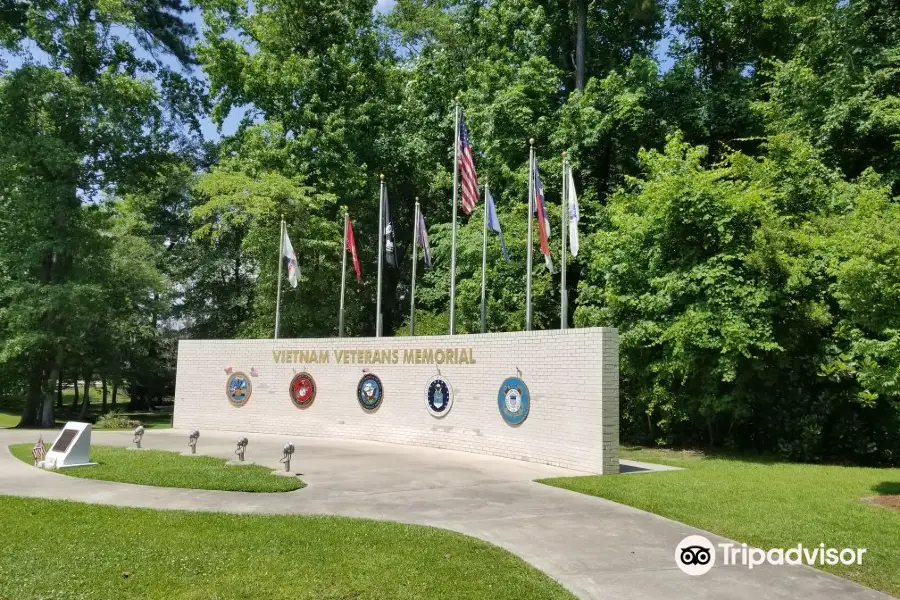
<box><xmin>357</xmin><ymin>373</ymin><xmax>383</xmax><ymax>411</ymax></box>
<box><xmin>226</xmin><ymin>371</ymin><xmax>252</xmax><ymax>407</ymax></box>
<box><xmin>289</xmin><ymin>372</ymin><xmax>316</xmax><ymax>408</ymax></box>
<box><xmin>497</xmin><ymin>376</ymin><xmax>529</xmax><ymax>425</ymax></box>
<box><xmin>425</xmin><ymin>375</ymin><xmax>453</xmax><ymax>417</ymax></box>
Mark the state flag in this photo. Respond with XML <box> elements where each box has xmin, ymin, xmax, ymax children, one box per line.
<box><xmin>486</xmin><ymin>190</ymin><xmax>510</xmax><ymax>262</ymax></box>
<box><xmin>532</xmin><ymin>158</ymin><xmax>554</xmax><ymax>272</ymax></box>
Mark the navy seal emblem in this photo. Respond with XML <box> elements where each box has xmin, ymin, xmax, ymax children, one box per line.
<box><xmin>289</xmin><ymin>372</ymin><xmax>316</xmax><ymax>408</ymax></box>
<box><xmin>425</xmin><ymin>375</ymin><xmax>453</xmax><ymax>417</ymax></box>
<box><xmin>357</xmin><ymin>373</ymin><xmax>383</xmax><ymax>411</ymax></box>
<box><xmin>226</xmin><ymin>372</ymin><xmax>252</xmax><ymax>407</ymax></box>
<box><xmin>497</xmin><ymin>377</ymin><xmax>529</xmax><ymax>425</ymax></box>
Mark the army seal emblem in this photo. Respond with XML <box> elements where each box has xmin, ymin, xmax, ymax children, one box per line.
<box><xmin>226</xmin><ymin>372</ymin><xmax>252</xmax><ymax>407</ymax></box>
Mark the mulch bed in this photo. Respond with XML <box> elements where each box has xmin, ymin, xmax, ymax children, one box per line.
<box><xmin>862</xmin><ymin>495</ymin><xmax>900</xmax><ymax>510</ymax></box>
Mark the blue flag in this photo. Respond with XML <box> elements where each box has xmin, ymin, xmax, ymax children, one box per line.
<box><xmin>417</xmin><ymin>210</ymin><xmax>432</xmax><ymax>268</ymax></box>
<box><xmin>486</xmin><ymin>190</ymin><xmax>510</xmax><ymax>262</ymax></box>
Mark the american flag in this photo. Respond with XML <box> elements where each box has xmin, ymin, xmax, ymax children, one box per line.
<box><xmin>458</xmin><ymin>114</ymin><xmax>480</xmax><ymax>214</ymax></box>
<box><xmin>32</xmin><ymin>436</ymin><xmax>45</xmax><ymax>461</ymax></box>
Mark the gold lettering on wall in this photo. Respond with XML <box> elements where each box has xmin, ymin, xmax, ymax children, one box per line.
<box><xmin>271</xmin><ymin>347</ymin><xmax>477</xmax><ymax>365</ymax></box>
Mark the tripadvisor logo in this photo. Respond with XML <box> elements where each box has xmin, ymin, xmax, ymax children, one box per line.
<box><xmin>675</xmin><ymin>535</ymin><xmax>867</xmax><ymax>576</ymax></box>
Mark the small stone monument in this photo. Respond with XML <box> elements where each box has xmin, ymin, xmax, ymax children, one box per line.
<box><xmin>43</xmin><ymin>422</ymin><xmax>96</xmax><ymax>469</ymax></box>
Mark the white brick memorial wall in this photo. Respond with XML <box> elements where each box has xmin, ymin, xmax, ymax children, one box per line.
<box><xmin>173</xmin><ymin>327</ymin><xmax>619</xmax><ymax>473</ymax></box>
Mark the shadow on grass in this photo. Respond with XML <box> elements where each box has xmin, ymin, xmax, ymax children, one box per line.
<box><xmin>623</xmin><ymin>444</ymin><xmax>784</xmax><ymax>466</ymax></box>
<box><xmin>623</xmin><ymin>443</ymin><xmax>900</xmax><ymax>469</ymax></box>
<box><xmin>872</xmin><ymin>482</ymin><xmax>900</xmax><ymax>496</ymax></box>
<box><xmin>0</xmin><ymin>406</ymin><xmax>172</xmax><ymax>430</ymax></box>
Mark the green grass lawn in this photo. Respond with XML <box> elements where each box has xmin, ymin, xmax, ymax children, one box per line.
<box><xmin>541</xmin><ymin>448</ymin><xmax>900</xmax><ymax>597</ymax></box>
<box><xmin>0</xmin><ymin>411</ymin><xmax>20</xmax><ymax>428</ymax></box>
<box><xmin>10</xmin><ymin>444</ymin><xmax>302</xmax><ymax>493</ymax></box>
<box><xmin>0</xmin><ymin>385</ymin><xmax>172</xmax><ymax>430</ymax></box>
<box><xmin>0</xmin><ymin>496</ymin><xmax>574</xmax><ymax>600</ymax></box>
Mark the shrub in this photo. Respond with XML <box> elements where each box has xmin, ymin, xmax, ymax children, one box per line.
<box><xmin>94</xmin><ymin>410</ymin><xmax>141</xmax><ymax>430</ymax></box>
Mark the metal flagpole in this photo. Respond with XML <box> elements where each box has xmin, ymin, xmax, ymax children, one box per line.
<box><xmin>376</xmin><ymin>175</ymin><xmax>385</xmax><ymax>338</ymax></box>
<box><xmin>526</xmin><ymin>139</ymin><xmax>535</xmax><ymax>331</ymax></box>
<box><xmin>561</xmin><ymin>152</ymin><xmax>568</xmax><ymax>330</ymax></box>
<box><xmin>480</xmin><ymin>181</ymin><xmax>488</xmax><ymax>333</ymax></box>
<box><xmin>449</xmin><ymin>97</ymin><xmax>460</xmax><ymax>335</ymax></box>
<box><xmin>339</xmin><ymin>212</ymin><xmax>348</xmax><ymax>337</ymax></box>
<box><xmin>275</xmin><ymin>217</ymin><xmax>285</xmax><ymax>339</ymax></box>
<box><xmin>410</xmin><ymin>199</ymin><xmax>419</xmax><ymax>336</ymax></box>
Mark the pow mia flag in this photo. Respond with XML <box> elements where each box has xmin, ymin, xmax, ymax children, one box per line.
<box><xmin>382</xmin><ymin>187</ymin><xmax>400</xmax><ymax>268</ymax></box>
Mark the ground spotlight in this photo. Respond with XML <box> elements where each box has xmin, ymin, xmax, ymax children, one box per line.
<box><xmin>235</xmin><ymin>436</ymin><xmax>248</xmax><ymax>461</ymax></box>
<box><xmin>188</xmin><ymin>430</ymin><xmax>200</xmax><ymax>454</ymax></box>
<box><xmin>280</xmin><ymin>442</ymin><xmax>295</xmax><ymax>472</ymax></box>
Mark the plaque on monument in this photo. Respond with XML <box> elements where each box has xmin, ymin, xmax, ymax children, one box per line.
<box><xmin>51</xmin><ymin>428</ymin><xmax>78</xmax><ymax>453</ymax></box>
<box><xmin>43</xmin><ymin>422</ymin><xmax>97</xmax><ymax>469</ymax></box>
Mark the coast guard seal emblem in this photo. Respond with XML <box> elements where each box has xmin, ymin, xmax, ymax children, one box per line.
<box><xmin>357</xmin><ymin>373</ymin><xmax>383</xmax><ymax>411</ymax></box>
<box><xmin>425</xmin><ymin>375</ymin><xmax>453</xmax><ymax>417</ymax></box>
<box><xmin>226</xmin><ymin>371</ymin><xmax>252</xmax><ymax>407</ymax></box>
<box><xmin>289</xmin><ymin>372</ymin><xmax>316</xmax><ymax>408</ymax></box>
<box><xmin>497</xmin><ymin>377</ymin><xmax>529</xmax><ymax>425</ymax></box>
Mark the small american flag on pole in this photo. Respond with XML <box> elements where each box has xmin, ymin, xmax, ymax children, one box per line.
<box><xmin>458</xmin><ymin>114</ymin><xmax>480</xmax><ymax>214</ymax></box>
<box><xmin>32</xmin><ymin>436</ymin><xmax>45</xmax><ymax>462</ymax></box>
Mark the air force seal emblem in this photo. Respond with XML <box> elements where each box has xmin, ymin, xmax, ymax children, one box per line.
<box><xmin>425</xmin><ymin>375</ymin><xmax>453</xmax><ymax>417</ymax></box>
<box><xmin>498</xmin><ymin>376</ymin><xmax>529</xmax><ymax>425</ymax></box>
<box><xmin>226</xmin><ymin>372</ymin><xmax>252</xmax><ymax>407</ymax></box>
<box><xmin>289</xmin><ymin>372</ymin><xmax>316</xmax><ymax>408</ymax></box>
<box><xmin>357</xmin><ymin>373</ymin><xmax>383</xmax><ymax>411</ymax></box>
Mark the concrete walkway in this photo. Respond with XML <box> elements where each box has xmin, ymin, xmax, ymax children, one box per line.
<box><xmin>1</xmin><ymin>429</ymin><xmax>890</xmax><ymax>600</ymax></box>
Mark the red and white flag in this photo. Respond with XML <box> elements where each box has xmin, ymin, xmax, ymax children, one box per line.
<box><xmin>532</xmin><ymin>158</ymin><xmax>554</xmax><ymax>273</ymax></box>
<box><xmin>32</xmin><ymin>436</ymin><xmax>45</xmax><ymax>460</ymax></box>
<box><xmin>458</xmin><ymin>113</ymin><xmax>480</xmax><ymax>214</ymax></box>
<box><xmin>347</xmin><ymin>216</ymin><xmax>361</xmax><ymax>283</ymax></box>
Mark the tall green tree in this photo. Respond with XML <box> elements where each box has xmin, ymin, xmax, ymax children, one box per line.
<box><xmin>0</xmin><ymin>0</ymin><xmax>197</xmax><ymax>427</ymax></box>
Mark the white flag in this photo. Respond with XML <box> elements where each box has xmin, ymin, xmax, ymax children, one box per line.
<box><xmin>282</xmin><ymin>228</ymin><xmax>299</xmax><ymax>288</ymax></box>
<box><xmin>568</xmin><ymin>169</ymin><xmax>580</xmax><ymax>257</ymax></box>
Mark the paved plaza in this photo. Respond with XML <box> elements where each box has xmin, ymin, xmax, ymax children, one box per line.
<box><xmin>0</xmin><ymin>429</ymin><xmax>890</xmax><ymax>600</ymax></box>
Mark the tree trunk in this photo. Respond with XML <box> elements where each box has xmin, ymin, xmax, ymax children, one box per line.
<box><xmin>41</xmin><ymin>358</ymin><xmax>60</xmax><ymax>428</ymax></box>
<box><xmin>78</xmin><ymin>372</ymin><xmax>91</xmax><ymax>420</ymax></box>
<box><xmin>575</xmin><ymin>0</ymin><xmax>586</xmax><ymax>91</ymax></box>
<box><xmin>18</xmin><ymin>364</ymin><xmax>43</xmax><ymax>427</ymax></box>
<box><xmin>102</xmin><ymin>378</ymin><xmax>108</xmax><ymax>412</ymax></box>
<box><xmin>72</xmin><ymin>377</ymin><xmax>79</xmax><ymax>408</ymax></box>
<box><xmin>111</xmin><ymin>381</ymin><xmax>118</xmax><ymax>408</ymax></box>
<box><xmin>56</xmin><ymin>370</ymin><xmax>63</xmax><ymax>408</ymax></box>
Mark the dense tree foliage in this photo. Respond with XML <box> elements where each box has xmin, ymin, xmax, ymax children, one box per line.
<box><xmin>1</xmin><ymin>0</ymin><xmax>897</xmax><ymax>463</ymax></box>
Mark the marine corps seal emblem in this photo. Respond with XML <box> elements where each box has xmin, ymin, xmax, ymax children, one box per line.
<box><xmin>425</xmin><ymin>375</ymin><xmax>453</xmax><ymax>417</ymax></box>
<box><xmin>226</xmin><ymin>371</ymin><xmax>252</xmax><ymax>407</ymax></box>
<box><xmin>289</xmin><ymin>372</ymin><xmax>316</xmax><ymax>408</ymax></box>
<box><xmin>357</xmin><ymin>373</ymin><xmax>383</xmax><ymax>411</ymax></box>
<box><xmin>497</xmin><ymin>376</ymin><xmax>529</xmax><ymax>425</ymax></box>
